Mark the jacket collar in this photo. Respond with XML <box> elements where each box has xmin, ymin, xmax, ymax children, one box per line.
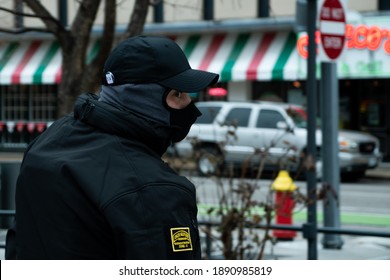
<box><xmin>74</xmin><ymin>93</ymin><xmax>172</xmax><ymax>156</ymax></box>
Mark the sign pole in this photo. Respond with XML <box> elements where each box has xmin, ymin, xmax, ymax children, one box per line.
<box><xmin>320</xmin><ymin>62</ymin><xmax>344</xmax><ymax>249</ymax></box>
<box><xmin>319</xmin><ymin>0</ymin><xmax>346</xmax><ymax>249</ymax></box>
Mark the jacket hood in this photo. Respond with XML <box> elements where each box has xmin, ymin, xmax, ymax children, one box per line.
<box><xmin>98</xmin><ymin>83</ymin><xmax>171</xmax><ymax>126</ymax></box>
<box><xmin>74</xmin><ymin>93</ymin><xmax>173</xmax><ymax>156</ymax></box>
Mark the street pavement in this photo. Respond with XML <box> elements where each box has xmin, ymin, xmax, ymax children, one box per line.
<box><xmin>0</xmin><ymin>154</ymin><xmax>389</xmax><ymax>260</ymax></box>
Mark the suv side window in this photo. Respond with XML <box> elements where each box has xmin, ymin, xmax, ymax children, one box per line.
<box><xmin>225</xmin><ymin>108</ymin><xmax>251</xmax><ymax>127</ymax></box>
<box><xmin>256</xmin><ymin>109</ymin><xmax>285</xmax><ymax>128</ymax></box>
<box><xmin>196</xmin><ymin>106</ymin><xmax>222</xmax><ymax>124</ymax></box>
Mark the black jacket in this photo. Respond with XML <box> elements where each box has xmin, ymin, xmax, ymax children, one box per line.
<box><xmin>11</xmin><ymin>93</ymin><xmax>201</xmax><ymax>259</ymax></box>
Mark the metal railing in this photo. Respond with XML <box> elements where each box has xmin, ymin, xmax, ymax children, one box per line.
<box><xmin>198</xmin><ymin>220</ymin><xmax>390</xmax><ymax>259</ymax></box>
<box><xmin>0</xmin><ymin>210</ymin><xmax>16</xmax><ymax>249</ymax></box>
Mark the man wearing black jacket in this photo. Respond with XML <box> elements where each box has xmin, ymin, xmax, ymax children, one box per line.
<box><xmin>7</xmin><ymin>36</ymin><xmax>219</xmax><ymax>259</ymax></box>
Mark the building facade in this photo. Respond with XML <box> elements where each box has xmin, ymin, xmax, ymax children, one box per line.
<box><xmin>0</xmin><ymin>0</ymin><xmax>389</xmax><ymax>160</ymax></box>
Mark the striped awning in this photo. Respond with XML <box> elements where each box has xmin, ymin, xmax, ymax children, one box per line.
<box><xmin>0</xmin><ymin>32</ymin><xmax>299</xmax><ymax>85</ymax></box>
<box><xmin>176</xmin><ymin>31</ymin><xmax>299</xmax><ymax>82</ymax></box>
<box><xmin>0</xmin><ymin>39</ymin><xmax>100</xmax><ymax>85</ymax></box>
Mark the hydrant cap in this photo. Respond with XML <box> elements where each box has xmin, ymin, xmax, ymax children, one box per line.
<box><xmin>271</xmin><ymin>170</ymin><xmax>297</xmax><ymax>192</ymax></box>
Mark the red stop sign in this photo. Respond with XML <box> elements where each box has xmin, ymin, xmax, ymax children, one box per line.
<box><xmin>319</xmin><ymin>0</ymin><xmax>346</xmax><ymax>60</ymax></box>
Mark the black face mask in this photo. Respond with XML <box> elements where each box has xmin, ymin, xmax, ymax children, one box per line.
<box><xmin>169</xmin><ymin>102</ymin><xmax>202</xmax><ymax>142</ymax></box>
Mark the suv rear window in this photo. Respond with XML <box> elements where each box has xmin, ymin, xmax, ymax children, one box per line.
<box><xmin>256</xmin><ymin>109</ymin><xmax>285</xmax><ymax>128</ymax></box>
<box><xmin>225</xmin><ymin>107</ymin><xmax>251</xmax><ymax>127</ymax></box>
<box><xmin>196</xmin><ymin>106</ymin><xmax>222</xmax><ymax>124</ymax></box>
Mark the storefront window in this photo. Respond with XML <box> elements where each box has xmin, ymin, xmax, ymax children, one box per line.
<box><xmin>0</xmin><ymin>84</ymin><xmax>58</xmax><ymax>149</ymax></box>
<box><xmin>0</xmin><ymin>84</ymin><xmax>57</xmax><ymax>121</ymax></box>
<box><xmin>252</xmin><ymin>81</ymin><xmax>293</xmax><ymax>102</ymax></box>
<box><xmin>359</xmin><ymin>99</ymin><xmax>385</xmax><ymax>128</ymax></box>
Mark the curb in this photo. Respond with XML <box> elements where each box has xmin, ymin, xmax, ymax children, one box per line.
<box><xmin>365</xmin><ymin>165</ymin><xmax>390</xmax><ymax>180</ymax></box>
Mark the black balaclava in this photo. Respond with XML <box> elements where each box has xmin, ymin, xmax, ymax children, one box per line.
<box><xmin>98</xmin><ymin>83</ymin><xmax>201</xmax><ymax>143</ymax></box>
<box><xmin>162</xmin><ymin>93</ymin><xmax>201</xmax><ymax>142</ymax></box>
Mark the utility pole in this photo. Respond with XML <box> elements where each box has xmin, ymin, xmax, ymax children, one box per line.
<box><xmin>154</xmin><ymin>1</ymin><xmax>164</xmax><ymax>23</ymax></box>
<box><xmin>203</xmin><ymin>0</ymin><xmax>214</xmax><ymax>20</ymax></box>
<box><xmin>14</xmin><ymin>0</ymin><xmax>24</xmax><ymax>28</ymax></box>
<box><xmin>305</xmin><ymin>0</ymin><xmax>318</xmax><ymax>260</ymax></box>
<box><xmin>258</xmin><ymin>0</ymin><xmax>269</xmax><ymax>18</ymax></box>
<box><xmin>58</xmin><ymin>0</ymin><xmax>68</xmax><ymax>27</ymax></box>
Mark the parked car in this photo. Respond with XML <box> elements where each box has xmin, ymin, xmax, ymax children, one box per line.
<box><xmin>173</xmin><ymin>101</ymin><xmax>382</xmax><ymax>179</ymax></box>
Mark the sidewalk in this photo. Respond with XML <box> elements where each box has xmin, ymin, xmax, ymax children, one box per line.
<box><xmin>200</xmin><ymin>221</ymin><xmax>390</xmax><ymax>260</ymax></box>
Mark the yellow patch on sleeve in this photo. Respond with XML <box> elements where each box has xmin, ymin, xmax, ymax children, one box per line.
<box><xmin>170</xmin><ymin>227</ymin><xmax>193</xmax><ymax>252</ymax></box>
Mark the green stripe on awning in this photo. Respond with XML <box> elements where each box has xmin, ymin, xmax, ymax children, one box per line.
<box><xmin>272</xmin><ymin>32</ymin><xmax>296</xmax><ymax>80</ymax></box>
<box><xmin>87</xmin><ymin>39</ymin><xmax>101</xmax><ymax>64</ymax></box>
<box><xmin>33</xmin><ymin>41</ymin><xmax>60</xmax><ymax>84</ymax></box>
<box><xmin>220</xmin><ymin>33</ymin><xmax>250</xmax><ymax>82</ymax></box>
<box><xmin>0</xmin><ymin>42</ymin><xmax>19</xmax><ymax>71</ymax></box>
<box><xmin>183</xmin><ymin>35</ymin><xmax>201</xmax><ymax>57</ymax></box>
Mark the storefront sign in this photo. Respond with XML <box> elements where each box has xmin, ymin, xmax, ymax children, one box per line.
<box><xmin>346</xmin><ymin>24</ymin><xmax>390</xmax><ymax>53</ymax></box>
<box><xmin>297</xmin><ymin>24</ymin><xmax>390</xmax><ymax>58</ymax></box>
<box><xmin>208</xmin><ymin>87</ymin><xmax>227</xmax><ymax>97</ymax></box>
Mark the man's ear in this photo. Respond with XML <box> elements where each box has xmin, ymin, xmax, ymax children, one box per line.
<box><xmin>162</xmin><ymin>88</ymin><xmax>172</xmax><ymax>110</ymax></box>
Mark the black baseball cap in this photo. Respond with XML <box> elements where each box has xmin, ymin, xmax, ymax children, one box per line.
<box><xmin>102</xmin><ymin>35</ymin><xmax>219</xmax><ymax>92</ymax></box>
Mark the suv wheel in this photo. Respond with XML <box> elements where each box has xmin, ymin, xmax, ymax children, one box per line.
<box><xmin>196</xmin><ymin>146</ymin><xmax>223</xmax><ymax>176</ymax></box>
<box><xmin>341</xmin><ymin>171</ymin><xmax>365</xmax><ymax>182</ymax></box>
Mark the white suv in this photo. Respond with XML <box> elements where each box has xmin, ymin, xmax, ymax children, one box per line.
<box><xmin>173</xmin><ymin>101</ymin><xmax>382</xmax><ymax>179</ymax></box>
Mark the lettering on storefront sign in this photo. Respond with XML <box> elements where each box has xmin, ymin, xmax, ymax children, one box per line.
<box><xmin>297</xmin><ymin>24</ymin><xmax>390</xmax><ymax>58</ymax></box>
<box><xmin>340</xmin><ymin>60</ymin><xmax>383</xmax><ymax>76</ymax></box>
<box><xmin>356</xmin><ymin>60</ymin><xmax>383</xmax><ymax>74</ymax></box>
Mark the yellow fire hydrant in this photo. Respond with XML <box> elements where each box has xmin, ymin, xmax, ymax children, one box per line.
<box><xmin>271</xmin><ymin>170</ymin><xmax>297</xmax><ymax>240</ymax></box>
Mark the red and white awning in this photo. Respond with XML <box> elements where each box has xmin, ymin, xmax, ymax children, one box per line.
<box><xmin>0</xmin><ymin>39</ymin><xmax>100</xmax><ymax>85</ymax></box>
<box><xmin>175</xmin><ymin>31</ymin><xmax>299</xmax><ymax>82</ymax></box>
<box><xmin>0</xmin><ymin>40</ymin><xmax>61</xmax><ymax>84</ymax></box>
<box><xmin>0</xmin><ymin>32</ymin><xmax>299</xmax><ymax>85</ymax></box>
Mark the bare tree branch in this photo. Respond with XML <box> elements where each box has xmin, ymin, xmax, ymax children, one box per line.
<box><xmin>22</xmin><ymin>0</ymin><xmax>65</xmax><ymax>36</ymax></box>
<box><xmin>121</xmin><ymin>0</ymin><xmax>149</xmax><ymax>40</ymax></box>
<box><xmin>84</xmin><ymin>0</ymin><xmax>117</xmax><ymax>92</ymax></box>
<box><xmin>59</xmin><ymin>0</ymin><xmax>101</xmax><ymax>68</ymax></box>
<box><xmin>100</xmin><ymin>0</ymin><xmax>116</xmax><ymax>49</ymax></box>
<box><xmin>71</xmin><ymin>0</ymin><xmax>102</xmax><ymax>40</ymax></box>
<box><xmin>1</xmin><ymin>0</ymin><xmax>150</xmax><ymax>116</ymax></box>
<box><xmin>0</xmin><ymin>27</ymin><xmax>52</xmax><ymax>34</ymax></box>
<box><xmin>0</xmin><ymin>5</ymin><xmax>53</xmax><ymax>20</ymax></box>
